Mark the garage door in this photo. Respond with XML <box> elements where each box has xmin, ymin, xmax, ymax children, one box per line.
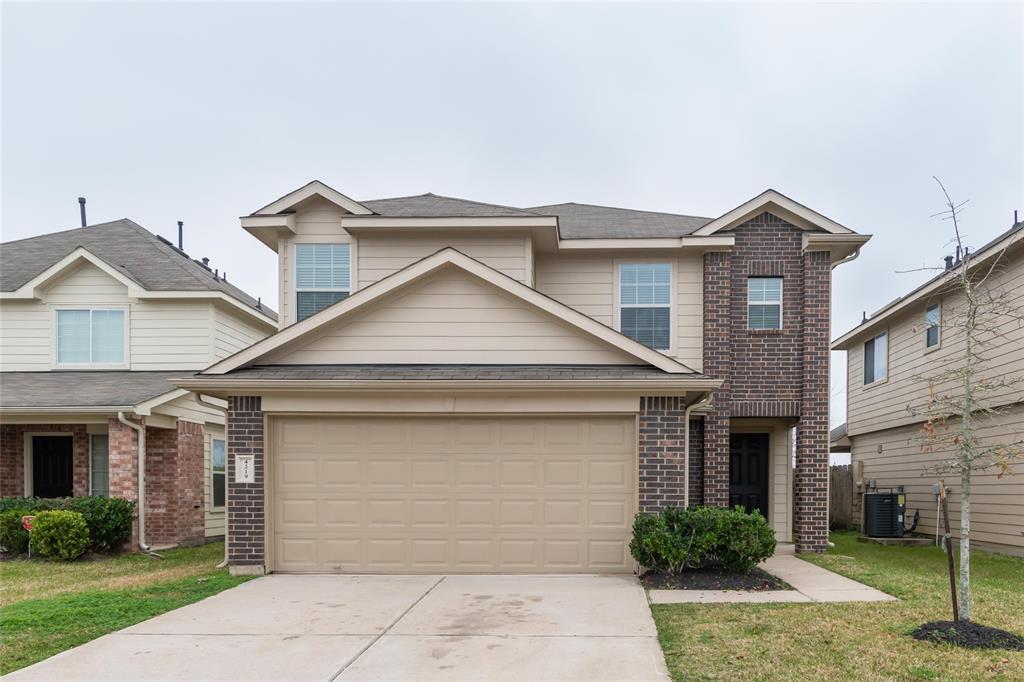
<box><xmin>270</xmin><ymin>416</ymin><xmax>636</xmax><ymax>573</ymax></box>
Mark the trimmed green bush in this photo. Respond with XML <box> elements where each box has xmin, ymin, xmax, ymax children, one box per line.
<box><xmin>30</xmin><ymin>510</ymin><xmax>90</xmax><ymax>561</ymax></box>
<box><xmin>0</xmin><ymin>508</ymin><xmax>33</xmax><ymax>554</ymax></box>
<box><xmin>0</xmin><ymin>496</ymin><xmax>133</xmax><ymax>553</ymax></box>
<box><xmin>630</xmin><ymin>505</ymin><xmax>776</xmax><ymax>574</ymax></box>
<box><xmin>63</xmin><ymin>497</ymin><xmax>134</xmax><ymax>551</ymax></box>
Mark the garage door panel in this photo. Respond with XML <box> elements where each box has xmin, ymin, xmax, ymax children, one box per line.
<box><xmin>272</xmin><ymin>416</ymin><xmax>635</xmax><ymax>573</ymax></box>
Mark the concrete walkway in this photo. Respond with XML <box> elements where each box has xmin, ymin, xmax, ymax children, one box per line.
<box><xmin>649</xmin><ymin>545</ymin><xmax>896</xmax><ymax>604</ymax></box>
<box><xmin>8</xmin><ymin>574</ymin><xmax>669</xmax><ymax>682</ymax></box>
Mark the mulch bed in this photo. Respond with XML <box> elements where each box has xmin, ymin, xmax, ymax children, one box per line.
<box><xmin>640</xmin><ymin>567</ymin><xmax>792</xmax><ymax>591</ymax></box>
<box><xmin>910</xmin><ymin>621</ymin><xmax>1024</xmax><ymax>651</ymax></box>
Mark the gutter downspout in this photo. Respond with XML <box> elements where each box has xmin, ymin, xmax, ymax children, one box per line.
<box><xmin>683</xmin><ymin>392</ymin><xmax>714</xmax><ymax>509</ymax></box>
<box><xmin>195</xmin><ymin>393</ymin><xmax>230</xmax><ymax>569</ymax></box>
<box><xmin>117</xmin><ymin>412</ymin><xmax>151</xmax><ymax>553</ymax></box>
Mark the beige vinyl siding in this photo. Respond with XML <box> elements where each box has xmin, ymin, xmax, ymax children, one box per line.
<box><xmin>213</xmin><ymin>307</ymin><xmax>271</xmax><ymax>361</ymax></box>
<box><xmin>535</xmin><ymin>253</ymin><xmax>703</xmax><ymax>371</ymax></box>
<box><xmin>130</xmin><ymin>301</ymin><xmax>213</xmax><ymax>370</ymax></box>
<box><xmin>846</xmin><ymin>249</ymin><xmax>1024</xmax><ymax>436</ymax></box>
<box><xmin>850</xmin><ymin>402</ymin><xmax>1024</xmax><ymax>555</ymax></box>
<box><xmin>0</xmin><ymin>302</ymin><xmax>50</xmax><ymax>370</ymax></box>
<box><xmin>357</xmin><ymin>234</ymin><xmax>530</xmax><ymax>289</ymax></box>
<box><xmin>266</xmin><ymin>266</ymin><xmax>639</xmax><ymax>366</ymax></box>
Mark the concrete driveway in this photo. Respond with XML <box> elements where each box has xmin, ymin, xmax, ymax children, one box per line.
<box><xmin>8</xmin><ymin>574</ymin><xmax>668</xmax><ymax>681</ymax></box>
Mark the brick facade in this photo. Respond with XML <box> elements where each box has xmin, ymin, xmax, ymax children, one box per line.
<box><xmin>227</xmin><ymin>396</ymin><xmax>265</xmax><ymax>568</ymax></box>
<box><xmin>0</xmin><ymin>424</ymin><xmax>89</xmax><ymax>497</ymax></box>
<box><xmin>638</xmin><ymin>397</ymin><xmax>704</xmax><ymax>512</ymax></box>
<box><xmin>699</xmin><ymin>212</ymin><xmax>832</xmax><ymax>552</ymax></box>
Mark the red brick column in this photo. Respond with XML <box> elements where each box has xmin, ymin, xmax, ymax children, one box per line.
<box><xmin>1</xmin><ymin>425</ymin><xmax>25</xmax><ymax>497</ymax></box>
<box><xmin>703</xmin><ymin>250</ymin><xmax>732</xmax><ymax>507</ymax></box>
<box><xmin>795</xmin><ymin>250</ymin><xmax>832</xmax><ymax>553</ymax></box>
<box><xmin>108</xmin><ymin>417</ymin><xmax>140</xmax><ymax>549</ymax></box>
<box><xmin>227</xmin><ymin>396</ymin><xmax>265</xmax><ymax>572</ymax></box>
<box><xmin>175</xmin><ymin>421</ymin><xmax>205</xmax><ymax>545</ymax></box>
<box><xmin>144</xmin><ymin>422</ymin><xmax>205</xmax><ymax>547</ymax></box>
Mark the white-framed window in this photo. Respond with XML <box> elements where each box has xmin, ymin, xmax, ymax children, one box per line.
<box><xmin>55</xmin><ymin>308</ymin><xmax>127</xmax><ymax>366</ymax></box>
<box><xmin>212</xmin><ymin>438</ymin><xmax>226</xmax><ymax>509</ymax></box>
<box><xmin>295</xmin><ymin>243</ymin><xmax>351</xmax><ymax>321</ymax></box>
<box><xmin>90</xmin><ymin>434</ymin><xmax>109</xmax><ymax>497</ymax></box>
<box><xmin>925</xmin><ymin>303</ymin><xmax>941</xmax><ymax>349</ymax></box>
<box><xmin>863</xmin><ymin>331</ymin><xmax>888</xmax><ymax>384</ymax></box>
<box><xmin>747</xmin><ymin>277</ymin><xmax>783</xmax><ymax>330</ymax></box>
<box><xmin>618</xmin><ymin>262</ymin><xmax>672</xmax><ymax>350</ymax></box>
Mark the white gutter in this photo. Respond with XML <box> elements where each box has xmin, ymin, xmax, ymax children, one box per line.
<box><xmin>117</xmin><ymin>411</ymin><xmax>150</xmax><ymax>553</ymax></box>
<box><xmin>195</xmin><ymin>393</ymin><xmax>230</xmax><ymax>569</ymax></box>
<box><xmin>683</xmin><ymin>392</ymin><xmax>714</xmax><ymax>509</ymax></box>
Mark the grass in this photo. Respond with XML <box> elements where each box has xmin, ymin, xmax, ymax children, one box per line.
<box><xmin>0</xmin><ymin>542</ymin><xmax>251</xmax><ymax>674</ymax></box>
<box><xmin>651</xmin><ymin>531</ymin><xmax>1024</xmax><ymax>681</ymax></box>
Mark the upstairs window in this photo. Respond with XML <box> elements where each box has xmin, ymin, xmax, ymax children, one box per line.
<box><xmin>863</xmin><ymin>331</ymin><xmax>888</xmax><ymax>384</ymax></box>
<box><xmin>925</xmin><ymin>303</ymin><xmax>941</xmax><ymax>348</ymax></box>
<box><xmin>56</xmin><ymin>309</ymin><xmax>126</xmax><ymax>365</ymax></box>
<box><xmin>747</xmin><ymin>277</ymin><xmax>783</xmax><ymax>330</ymax></box>
<box><xmin>619</xmin><ymin>263</ymin><xmax>671</xmax><ymax>350</ymax></box>
<box><xmin>295</xmin><ymin>243</ymin><xmax>351</xmax><ymax>321</ymax></box>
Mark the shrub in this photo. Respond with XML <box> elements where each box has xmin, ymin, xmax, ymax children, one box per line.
<box><xmin>31</xmin><ymin>510</ymin><xmax>90</xmax><ymax>561</ymax></box>
<box><xmin>64</xmin><ymin>497</ymin><xmax>134</xmax><ymax>551</ymax></box>
<box><xmin>0</xmin><ymin>508</ymin><xmax>33</xmax><ymax>554</ymax></box>
<box><xmin>630</xmin><ymin>505</ymin><xmax>777</xmax><ymax>574</ymax></box>
<box><xmin>0</xmin><ymin>496</ymin><xmax>133</xmax><ymax>553</ymax></box>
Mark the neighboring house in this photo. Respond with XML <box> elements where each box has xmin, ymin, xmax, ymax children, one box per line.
<box><xmin>0</xmin><ymin>219</ymin><xmax>277</xmax><ymax>548</ymax></box>
<box><xmin>831</xmin><ymin>220</ymin><xmax>1024</xmax><ymax>556</ymax></box>
<box><xmin>178</xmin><ymin>180</ymin><xmax>869</xmax><ymax>575</ymax></box>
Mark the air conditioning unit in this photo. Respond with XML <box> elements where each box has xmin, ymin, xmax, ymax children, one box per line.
<box><xmin>863</xmin><ymin>487</ymin><xmax>907</xmax><ymax>538</ymax></box>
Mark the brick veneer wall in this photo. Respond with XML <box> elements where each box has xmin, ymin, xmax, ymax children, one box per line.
<box><xmin>701</xmin><ymin>212</ymin><xmax>833</xmax><ymax>552</ymax></box>
<box><xmin>638</xmin><ymin>397</ymin><xmax>705</xmax><ymax>512</ymax></box>
<box><xmin>227</xmin><ymin>396</ymin><xmax>265</xmax><ymax>568</ymax></box>
<box><xmin>0</xmin><ymin>424</ymin><xmax>89</xmax><ymax>496</ymax></box>
<box><xmin>144</xmin><ymin>421</ymin><xmax>205</xmax><ymax>547</ymax></box>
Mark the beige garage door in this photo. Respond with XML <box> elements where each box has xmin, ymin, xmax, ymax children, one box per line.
<box><xmin>270</xmin><ymin>416</ymin><xmax>636</xmax><ymax>573</ymax></box>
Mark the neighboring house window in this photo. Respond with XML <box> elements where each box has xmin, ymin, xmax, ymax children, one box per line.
<box><xmin>925</xmin><ymin>303</ymin><xmax>941</xmax><ymax>348</ymax></box>
<box><xmin>56</xmin><ymin>309</ymin><xmax>125</xmax><ymax>365</ymax></box>
<box><xmin>863</xmin><ymin>331</ymin><xmax>888</xmax><ymax>384</ymax></box>
<box><xmin>618</xmin><ymin>263</ymin><xmax>671</xmax><ymax>350</ymax></box>
<box><xmin>747</xmin><ymin>277</ymin><xmax>783</xmax><ymax>330</ymax></box>
<box><xmin>295</xmin><ymin>243</ymin><xmax>350</xmax><ymax>321</ymax></box>
<box><xmin>212</xmin><ymin>438</ymin><xmax>226</xmax><ymax>508</ymax></box>
<box><xmin>90</xmin><ymin>435</ymin><xmax>109</xmax><ymax>497</ymax></box>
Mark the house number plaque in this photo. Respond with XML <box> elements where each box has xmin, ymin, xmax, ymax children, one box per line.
<box><xmin>235</xmin><ymin>454</ymin><xmax>255</xmax><ymax>483</ymax></box>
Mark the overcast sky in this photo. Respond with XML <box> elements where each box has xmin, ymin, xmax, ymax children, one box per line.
<box><xmin>3</xmin><ymin>1</ymin><xmax>1021</xmax><ymax>430</ymax></box>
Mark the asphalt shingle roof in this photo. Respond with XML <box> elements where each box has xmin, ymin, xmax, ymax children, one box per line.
<box><xmin>830</xmin><ymin>423</ymin><xmax>848</xmax><ymax>442</ymax></box>
<box><xmin>0</xmin><ymin>219</ymin><xmax>276</xmax><ymax>320</ymax></box>
<box><xmin>527</xmin><ymin>202</ymin><xmax>712</xmax><ymax>239</ymax></box>
<box><xmin>0</xmin><ymin>371</ymin><xmax>186</xmax><ymax>409</ymax></box>
<box><xmin>361</xmin><ymin>194</ymin><xmax>540</xmax><ymax>218</ymax></box>
<box><xmin>210</xmin><ymin>364</ymin><xmax>702</xmax><ymax>381</ymax></box>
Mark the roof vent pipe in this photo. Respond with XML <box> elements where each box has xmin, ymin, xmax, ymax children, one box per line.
<box><xmin>78</xmin><ymin>197</ymin><xmax>87</xmax><ymax>227</ymax></box>
<box><xmin>944</xmin><ymin>255</ymin><xmax>954</xmax><ymax>270</ymax></box>
<box><xmin>177</xmin><ymin>221</ymin><xmax>183</xmax><ymax>250</ymax></box>
<box><xmin>201</xmin><ymin>257</ymin><xmax>210</xmax><ymax>268</ymax></box>
<box><xmin>222</xmin><ymin>272</ymin><xmax>227</xmax><ymax>281</ymax></box>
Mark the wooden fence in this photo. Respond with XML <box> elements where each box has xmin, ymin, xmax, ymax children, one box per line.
<box><xmin>829</xmin><ymin>464</ymin><xmax>855</xmax><ymax>529</ymax></box>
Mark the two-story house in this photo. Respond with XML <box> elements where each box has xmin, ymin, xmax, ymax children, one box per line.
<box><xmin>832</xmin><ymin>220</ymin><xmax>1024</xmax><ymax>556</ymax></box>
<box><xmin>178</xmin><ymin>180</ymin><xmax>869</xmax><ymax>575</ymax></box>
<box><xmin>0</xmin><ymin>219</ymin><xmax>276</xmax><ymax>548</ymax></box>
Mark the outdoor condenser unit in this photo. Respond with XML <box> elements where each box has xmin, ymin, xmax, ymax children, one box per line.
<box><xmin>863</xmin><ymin>487</ymin><xmax>908</xmax><ymax>538</ymax></box>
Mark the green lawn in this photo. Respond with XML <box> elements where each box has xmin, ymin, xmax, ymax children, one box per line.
<box><xmin>652</xmin><ymin>531</ymin><xmax>1024</xmax><ymax>681</ymax></box>
<box><xmin>0</xmin><ymin>542</ymin><xmax>251</xmax><ymax>674</ymax></box>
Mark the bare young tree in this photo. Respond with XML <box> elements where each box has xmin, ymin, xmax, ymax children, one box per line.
<box><xmin>905</xmin><ymin>178</ymin><xmax>1023</xmax><ymax>622</ymax></box>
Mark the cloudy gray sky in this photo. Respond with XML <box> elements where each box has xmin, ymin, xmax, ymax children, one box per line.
<box><xmin>3</xmin><ymin>1</ymin><xmax>1021</xmax><ymax>430</ymax></box>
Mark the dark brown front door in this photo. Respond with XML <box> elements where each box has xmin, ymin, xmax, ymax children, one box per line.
<box><xmin>32</xmin><ymin>436</ymin><xmax>74</xmax><ymax>498</ymax></box>
<box><xmin>729</xmin><ymin>433</ymin><xmax>769</xmax><ymax>518</ymax></box>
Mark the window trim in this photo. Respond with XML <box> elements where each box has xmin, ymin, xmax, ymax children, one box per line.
<box><xmin>210</xmin><ymin>436</ymin><xmax>226</xmax><ymax>511</ymax></box>
<box><xmin>747</xmin><ymin>277</ymin><xmax>784</xmax><ymax>331</ymax></box>
<box><xmin>293</xmin><ymin>242</ymin><xmax>353</xmax><ymax>323</ymax></box>
<box><xmin>924</xmin><ymin>301</ymin><xmax>942</xmax><ymax>352</ymax></box>
<box><xmin>863</xmin><ymin>329</ymin><xmax>889</xmax><ymax>387</ymax></box>
<box><xmin>613</xmin><ymin>260</ymin><xmax>675</xmax><ymax>352</ymax></box>
<box><xmin>51</xmin><ymin>305</ymin><xmax>130</xmax><ymax>369</ymax></box>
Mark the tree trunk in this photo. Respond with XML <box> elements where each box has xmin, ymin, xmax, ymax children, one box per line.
<box><xmin>960</xmin><ymin>467</ymin><xmax>971</xmax><ymax>621</ymax></box>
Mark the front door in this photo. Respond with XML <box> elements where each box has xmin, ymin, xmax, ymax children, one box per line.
<box><xmin>32</xmin><ymin>436</ymin><xmax>74</xmax><ymax>498</ymax></box>
<box><xmin>729</xmin><ymin>433</ymin><xmax>769</xmax><ymax>518</ymax></box>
